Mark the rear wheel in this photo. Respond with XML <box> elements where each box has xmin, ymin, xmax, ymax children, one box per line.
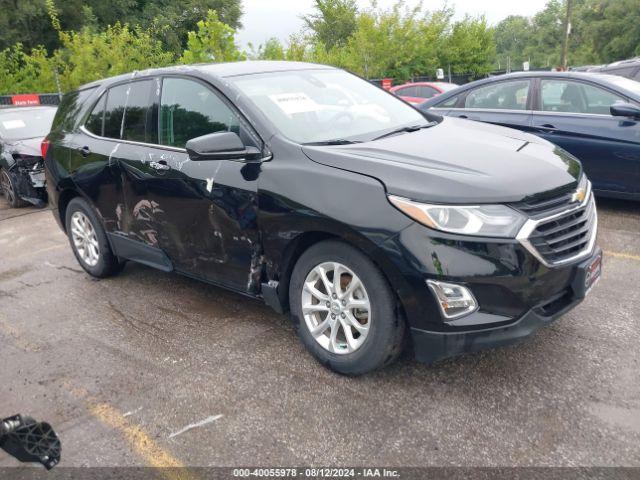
<box><xmin>289</xmin><ymin>240</ymin><xmax>405</xmax><ymax>376</ymax></box>
<box><xmin>65</xmin><ymin>197</ymin><xmax>123</xmax><ymax>278</ymax></box>
<box><xmin>0</xmin><ymin>168</ymin><xmax>28</xmax><ymax>208</ymax></box>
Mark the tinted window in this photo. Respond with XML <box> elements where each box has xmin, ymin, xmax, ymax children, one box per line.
<box><xmin>0</xmin><ymin>108</ymin><xmax>56</xmax><ymax>141</ymax></box>
<box><xmin>85</xmin><ymin>94</ymin><xmax>106</xmax><ymax>136</ymax></box>
<box><xmin>439</xmin><ymin>95</ymin><xmax>459</xmax><ymax>108</ymax></box>
<box><xmin>160</xmin><ymin>78</ymin><xmax>240</xmax><ymax>149</ymax></box>
<box><xmin>122</xmin><ymin>80</ymin><xmax>156</xmax><ymax>143</ymax></box>
<box><xmin>540</xmin><ymin>80</ymin><xmax>625</xmax><ymax>115</ymax></box>
<box><xmin>465</xmin><ymin>80</ymin><xmax>530</xmax><ymax>110</ymax></box>
<box><xmin>103</xmin><ymin>84</ymin><xmax>128</xmax><ymax>139</ymax></box>
<box><xmin>417</xmin><ymin>86</ymin><xmax>438</xmax><ymax>99</ymax></box>
<box><xmin>53</xmin><ymin>87</ymin><xmax>96</xmax><ymax>132</ymax></box>
<box><xmin>397</xmin><ymin>86</ymin><xmax>419</xmax><ymax>97</ymax></box>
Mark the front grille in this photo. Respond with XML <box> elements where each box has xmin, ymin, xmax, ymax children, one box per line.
<box><xmin>525</xmin><ymin>195</ymin><xmax>597</xmax><ymax>265</ymax></box>
<box><xmin>514</xmin><ymin>188</ymin><xmax>576</xmax><ymax>219</ymax></box>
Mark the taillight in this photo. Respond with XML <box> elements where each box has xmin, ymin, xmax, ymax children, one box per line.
<box><xmin>41</xmin><ymin>138</ymin><xmax>50</xmax><ymax>159</ymax></box>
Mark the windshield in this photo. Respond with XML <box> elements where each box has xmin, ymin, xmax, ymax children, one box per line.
<box><xmin>0</xmin><ymin>108</ymin><xmax>57</xmax><ymax>141</ymax></box>
<box><xmin>231</xmin><ymin>69</ymin><xmax>427</xmax><ymax>144</ymax></box>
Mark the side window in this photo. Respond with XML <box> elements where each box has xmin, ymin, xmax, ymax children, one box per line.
<box><xmin>122</xmin><ymin>80</ymin><xmax>156</xmax><ymax>143</ymax></box>
<box><xmin>398</xmin><ymin>86</ymin><xmax>418</xmax><ymax>97</ymax></box>
<box><xmin>85</xmin><ymin>93</ymin><xmax>106</xmax><ymax>136</ymax></box>
<box><xmin>417</xmin><ymin>86</ymin><xmax>438</xmax><ymax>99</ymax></box>
<box><xmin>160</xmin><ymin>77</ymin><xmax>240</xmax><ymax>149</ymax></box>
<box><xmin>436</xmin><ymin>95</ymin><xmax>460</xmax><ymax>108</ymax></box>
<box><xmin>465</xmin><ymin>80</ymin><xmax>530</xmax><ymax>110</ymax></box>
<box><xmin>103</xmin><ymin>84</ymin><xmax>128</xmax><ymax>139</ymax></box>
<box><xmin>540</xmin><ymin>80</ymin><xmax>625</xmax><ymax>115</ymax></box>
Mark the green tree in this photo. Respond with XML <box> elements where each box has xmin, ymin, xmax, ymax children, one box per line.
<box><xmin>440</xmin><ymin>16</ymin><xmax>496</xmax><ymax>78</ymax></box>
<box><xmin>303</xmin><ymin>0</ymin><xmax>358</xmax><ymax>49</ymax></box>
<box><xmin>179</xmin><ymin>9</ymin><xmax>245</xmax><ymax>64</ymax></box>
<box><xmin>583</xmin><ymin>0</ymin><xmax>640</xmax><ymax>61</ymax></box>
<box><xmin>0</xmin><ymin>44</ymin><xmax>57</xmax><ymax>94</ymax></box>
<box><xmin>248</xmin><ymin>38</ymin><xmax>286</xmax><ymax>60</ymax></box>
<box><xmin>494</xmin><ymin>16</ymin><xmax>534</xmax><ymax>70</ymax></box>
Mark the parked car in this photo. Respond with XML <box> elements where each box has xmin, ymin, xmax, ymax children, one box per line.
<box><xmin>419</xmin><ymin>71</ymin><xmax>640</xmax><ymax>200</ymax></box>
<box><xmin>45</xmin><ymin>62</ymin><xmax>601</xmax><ymax>375</ymax></box>
<box><xmin>390</xmin><ymin>81</ymin><xmax>458</xmax><ymax>105</ymax></box>
<box><xmin>0</xmin><ymin>106</ymin><xmax>57</xmax><ymax>207</ymax></box>
<box><xmin>592</xmin><ymin>58</ymin><xmax>640</xmax><ymax>81</ymax></box>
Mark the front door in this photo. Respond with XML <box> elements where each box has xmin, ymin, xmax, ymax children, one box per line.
<box><xmin>532</xmin><ymin>78</ymin><xmax>640</xmax><ymax>195</ymax></box>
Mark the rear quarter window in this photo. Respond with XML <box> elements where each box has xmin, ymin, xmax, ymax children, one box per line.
<box><xmin>52</xmin><ymin>87</ymin><xmax>97</xmax><ymax>133</ymax></box>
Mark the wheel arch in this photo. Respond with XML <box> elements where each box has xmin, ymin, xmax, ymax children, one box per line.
<box><xmin>270</xmin><ymin>229</ymin><xmax>410</xmax><ymax>325</ymax></box>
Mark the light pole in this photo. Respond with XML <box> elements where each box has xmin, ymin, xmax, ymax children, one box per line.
<box><xmin>560</xmin><ymin>0</ymin><xmax>573</xmax><ymax>70</ymax></box>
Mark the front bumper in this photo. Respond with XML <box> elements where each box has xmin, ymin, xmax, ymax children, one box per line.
<box><xmin>410</xmin><ymin>247</ymin><xmax>602</xmax><ymax>364</ymax></box>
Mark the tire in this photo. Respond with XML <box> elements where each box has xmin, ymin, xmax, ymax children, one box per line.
<box><xmin>65</xmin><ymin>197</ymin><xmax>123</xmax><ymax>278</ymax></box>
<box><xmin>0</xmin><ymin>168</ymin><xmax>29</xmax><ymax>208</ymax></box>
<box><xmin>289</xmin><ymin>240</ymin><xmax>405</xmax><ymax>376</ymax></box>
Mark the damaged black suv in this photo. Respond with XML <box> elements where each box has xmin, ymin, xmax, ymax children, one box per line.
<box><xmin>44</xmin><ymin>62</ymin><xmax>601</xmax><ymax>375</ymax></box>
<box><xmin>0</xmin><ymin>106</ymin><xmax>56</xmax><ymax>208</ymax></box>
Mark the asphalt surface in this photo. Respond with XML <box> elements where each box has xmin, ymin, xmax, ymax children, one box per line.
<box><xmin>0</xmin><ymin>194</ymin><xmax>639</xmax><ymax>468</ymax></box>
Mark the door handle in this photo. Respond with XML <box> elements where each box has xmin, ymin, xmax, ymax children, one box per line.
<box><xmin>149</xmin><ymin>160</ymin><xmax>170</xmax><ymax>171</ymax></box>
<box><xmin>535</xmin><ymin>124</ymin><xmax>558</xmax><ymax>132</ymax></box>
<box><xmin>79</xmin><ymin>146</ymin><xmax>91</xmax><ymax>157</ymax></box>
<box><xmin>457</xmin><ymin>114</ymin><xmax>469</xmax><ymax>119</ymax></box>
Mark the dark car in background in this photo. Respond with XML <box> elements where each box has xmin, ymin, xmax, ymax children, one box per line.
<box><xmin>44</xmin><ymin>62</ymin><xmax>600</xmax><ymax>375</ymax></box>
<box><xmin>592</xmin><ymin>58</ymin><xmax>640</xmax><ymax>81</ymax></box>
<box><xmin>390</xmin><ymin>81</ymin><xmax>458</xmax><ymax>105</ymax></box>
<box><xmin>419</xmin><ymin>72</ymin><xmax>640</xmax><ymax>200</ymax></box>
<box><xmin>0</xmin><ymin>106</ymin><xmax>57</xmax><ymax>207</ymax></box>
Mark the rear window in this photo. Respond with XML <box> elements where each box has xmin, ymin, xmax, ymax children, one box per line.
<box><xmin>0</xmin><ymin>108</ymin><xmax>57</xmax><ymax>140</ymax></box>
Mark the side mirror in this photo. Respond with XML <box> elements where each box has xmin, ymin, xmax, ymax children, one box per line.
<box><xmin>185</xmin><ymin>131</ymin><xmax>263</xmax><ymax>162</ymax></box>
<box><xmin>610</xmin><ymin>102</ymin><xmax>640</xmax><ymax>120</ymax></box>
<box><xmin>0</xmin><ymin>415</ymin><xmax>61</xmax><ymax>470</ymax></box>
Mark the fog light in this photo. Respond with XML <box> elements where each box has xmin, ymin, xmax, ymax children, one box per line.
<box><xmin>427</xmin><ymin>280</ymin><xmax>478</xmax><ymax>320</ymax></box>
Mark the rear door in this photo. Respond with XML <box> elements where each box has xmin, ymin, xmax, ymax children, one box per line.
<box><xmin>532</xmin><ymin>78</ymin><xmax>640</xmax><ymax>195</ymax></box>
<box><xmin>446</xmin><ymin>78</ymin><xmax>534</xmax><ymax>131</ymax></box>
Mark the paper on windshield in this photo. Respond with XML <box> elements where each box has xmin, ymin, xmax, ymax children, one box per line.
<box><xmin>269</xmin><ymin>92</ymin><xmax>319</xmax><ymax>116</ymax></box>
<box><xmin>2</xmin><ymin>119</ymin><xmax>26</xmax><ymax>130</ymax></box>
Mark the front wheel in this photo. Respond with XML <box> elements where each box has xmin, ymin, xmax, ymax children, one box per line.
<box><xmin>65</xmin><ymin>197</ymin><xmax>123</xmax><ymax>278</ymax></box>
<box><xmin>289</xmin><ymin>240</ymin><xmax>405</xmax><ymax>376</ymax></box>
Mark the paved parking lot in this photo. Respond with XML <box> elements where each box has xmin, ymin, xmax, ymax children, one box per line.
<box><xmin>0</xmin><ymin>195</ymin><xmax>639</xmax><ymax>468</ymax></box>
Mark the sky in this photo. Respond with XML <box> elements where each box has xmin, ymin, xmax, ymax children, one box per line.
<box><xmin>237</xmin><ymin>0</ymin><xmax>550</xmax><ymax>49</ymax></box>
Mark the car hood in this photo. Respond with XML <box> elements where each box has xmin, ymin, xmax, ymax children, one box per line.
<box><xmin>4</xmin><ymin>137</ymin><xmax>43</xmax><ymax>157</ymax></box>
<box><xmin>302</xmin><ymin>117</ymin><xmax>581</xmax><ymax>204</ymax></box>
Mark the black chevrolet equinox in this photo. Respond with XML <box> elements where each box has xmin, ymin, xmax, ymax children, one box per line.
<box><xmin>44</xmin><ymin>62</ymin><xmax>602</xmax><ymax>375</ymax></box>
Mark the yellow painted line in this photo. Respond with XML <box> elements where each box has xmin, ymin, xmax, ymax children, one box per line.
<box><xmin>63</xmin><ymin>381</ymin><xmax>195</xmax><ymax>480</ymax></box>
<box><xmin>604</xmin><ymin>250</ymin><xmax>640</xmax><ymax>262</ymax></box>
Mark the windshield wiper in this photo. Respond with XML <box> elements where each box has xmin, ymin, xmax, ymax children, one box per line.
<box><xmin>372</xmin><ymin>122</ymin><xmax>437</xmax><ymax>141</ymax></box>
<box><xmin>303</xmin><ymin>139</ymin><xmax>362</xmax><ymax>146</ymax></box>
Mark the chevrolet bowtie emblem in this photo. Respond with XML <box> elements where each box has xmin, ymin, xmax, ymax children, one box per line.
<box><xmin>572</xmin><ymin>188</ymin><xmax>586</xmax><ymax>204</ymax></box>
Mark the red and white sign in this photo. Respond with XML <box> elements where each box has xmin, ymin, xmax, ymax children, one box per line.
<box><xmin>381</xmin><ymin>78</ymin><xmax>393</xmax><ymax>90</ymax></box>
<box><xmin>11</xmin><ymin>94</ymin><xmax>40</xmax><ymax>106</ymax></box>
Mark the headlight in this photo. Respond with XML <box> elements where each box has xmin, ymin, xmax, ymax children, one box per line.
<box><xmin>388</xmin><ymin>195</ymin><xmax>526</xmax><ymax>238</ymax></box>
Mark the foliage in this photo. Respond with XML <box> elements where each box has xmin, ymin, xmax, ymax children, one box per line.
<box><xmin>494</xmin><ymin>0</ymin><xmax>640</xmax><ymax>69</ymax></box>
<box><xmin>0</xmin><ymin>0</ymin><xmax>243</xmax><ymax>55</ymax></box>
<box><xmin>303</xmin><ymin>0</ymin><xmax>358</xmax><ymax>50</ymax></box>
<box><xmin>247</xmin><ymin>38</ymin><xmax>286</xmax><ymax>61</ymax></box>
<box><xmin>179</xmin><ymin>9</ymin><xmax>245</xmax><ymax>64</ymax></box>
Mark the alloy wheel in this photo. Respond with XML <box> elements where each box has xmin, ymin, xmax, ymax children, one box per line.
<box><xmin>301</xmin><ymin>262</ymin><xmax>371</xmax><ymax>354</ymax></box>
<box><xmin>0</xmin><ymin>170</ymin><xmax>15</xmax><ymax>204</ymax></box>
<box><xmin>70</xmin><ymin>211</ymin><xmax>100</xmax><ymax>267</ymax></box>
